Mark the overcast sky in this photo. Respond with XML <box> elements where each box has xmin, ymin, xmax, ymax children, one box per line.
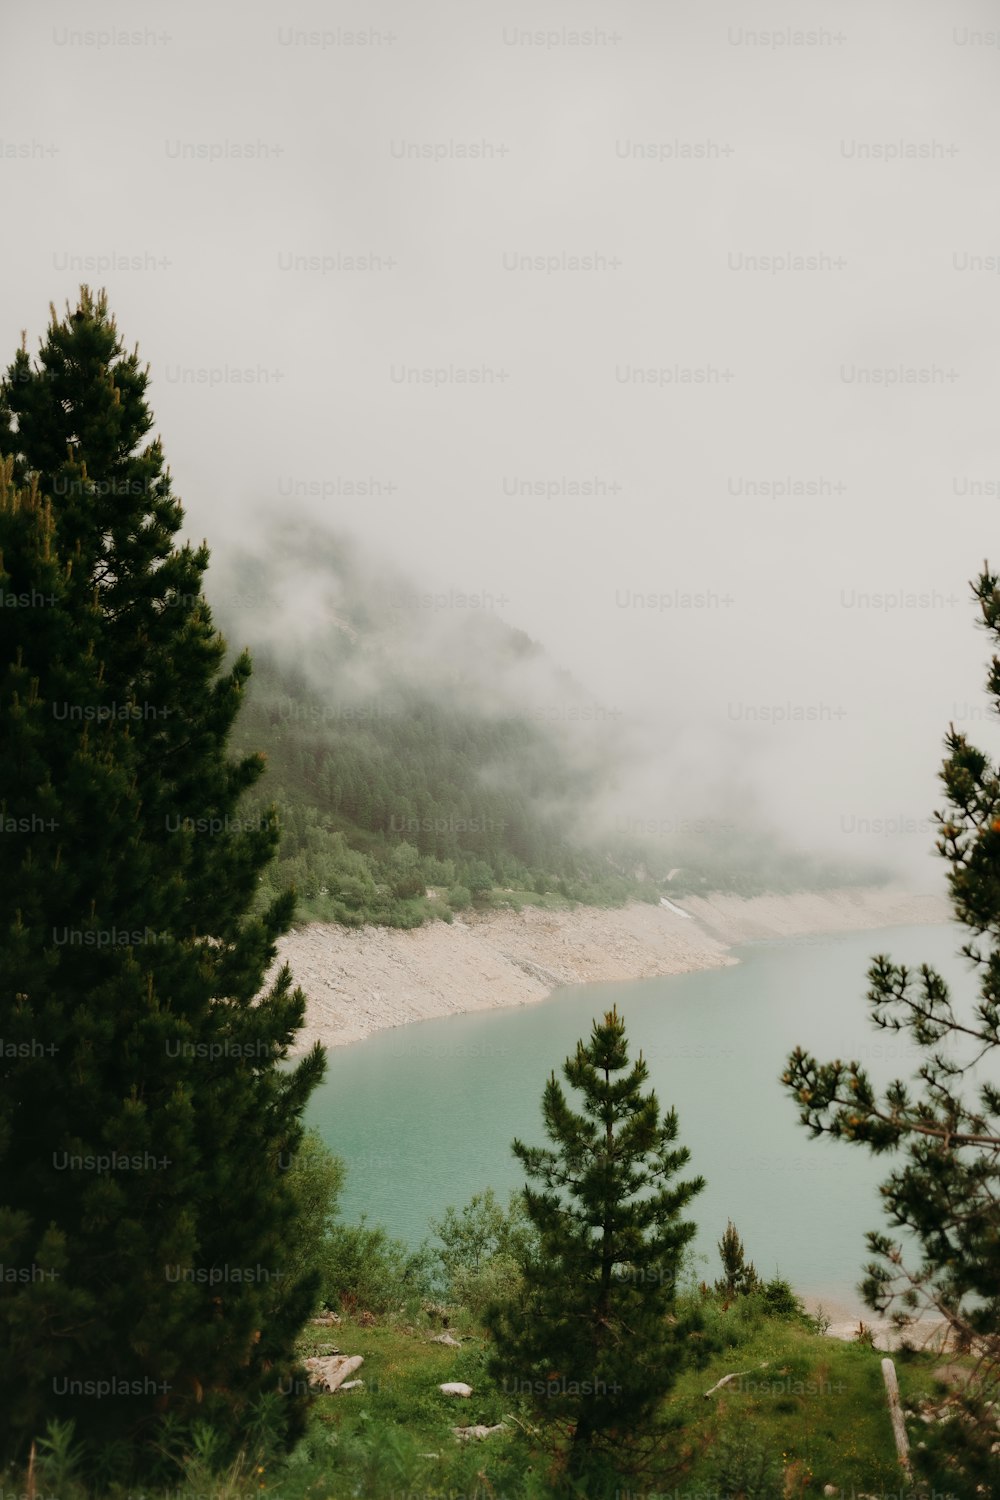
<box><xmin>5</xmin><ymin>0</ymin><xmax>1000</xmax><ymax>880</ymax></box>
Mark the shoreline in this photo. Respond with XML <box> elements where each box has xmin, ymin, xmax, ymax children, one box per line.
<box><xmin>276</xmin><ymin>884</ymin><xmax>951</xmax><ymax>1057</ymax></box>
<box><xmin>800</xmin><ymin>1293</ymin><xmax>954</xmax><ymax>1351</ymax></box>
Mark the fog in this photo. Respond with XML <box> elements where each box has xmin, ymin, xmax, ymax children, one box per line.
<box><xmin>6</xmin><ymin>0</ymin><xmax>1000</xmax><ymax>882</ymax></box>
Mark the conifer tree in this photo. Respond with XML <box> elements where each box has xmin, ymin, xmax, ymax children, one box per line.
<box><xmin>486</xmin><ymin>1006</ymin><xmax>704</xmax><ymax>1480</ymax></box>
<box><xmin>0</xmin><ymin>291</ymin><xmax>325</xmax><ymax>1478</ymax></box>
<box><xmin>714</xmin><ymin>1220</ymin><xmax>759</xmax><ymax>1300</ymax></box>
<box><xmin>784</xmin><ymin>563</ymin><xmax>1000</xmax><ymax>1497</ymax></box>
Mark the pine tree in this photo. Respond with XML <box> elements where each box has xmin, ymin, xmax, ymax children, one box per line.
<box><xmin>784</xmin><ymin>563</ymin><xmax>1000</xmax><ymax>1497</ymax></box>
<box><xmin>0</xmin><ymin>291</ymin><xmax>325</xmax><ymax>1478</ymax></box>
<box><xmin>486</xmin><ymin>1006</ymin><xmax>704</xmax><ymax>1480</ymax></box>
<box><xmin>714</xmin><ymin>1220</ymin><xmax>759</xmax><ymax>1300</ymax></box>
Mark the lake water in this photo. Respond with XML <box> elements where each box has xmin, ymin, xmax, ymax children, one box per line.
<box><xmin>306</xmin><ymin>921</ymin><xmax>971</xmax><ymax>1315</ymax></box>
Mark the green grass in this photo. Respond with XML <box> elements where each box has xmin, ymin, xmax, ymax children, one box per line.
<box><xmin>271</xmin><ymin>1305</ymin><xmax>955</xmax><ymax>1499</ymax></box>
<box><xmin>667</xmin><ymin>1315</ymin><xmax>938</xmax><ymax>1497</ymax></box>
<box><xmin>9</xmin><ymin>1302</ymin><xmax>965</xmax><ymax>1499</ymax></box>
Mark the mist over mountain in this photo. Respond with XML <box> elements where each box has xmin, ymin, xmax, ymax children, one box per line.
<box><xmin>207</xmin><ymin>519</ymin><xmax>891</xmax><ymax>925</ymax></box>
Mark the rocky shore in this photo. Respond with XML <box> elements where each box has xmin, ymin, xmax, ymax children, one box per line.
<box><xmin>275</xmin><ymin>885</ymin><xmax>950</xmax><ymax>1055</ymax></box>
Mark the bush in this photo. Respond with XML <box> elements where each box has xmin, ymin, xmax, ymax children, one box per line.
<box><xmin>280</xmin><ymin>1129</ymin><xmax>346</xmax><ymax>1310</ymax></box>
<box><xmin>430</xmin><ymin>1187</ymin><xmax>537</xmax><ymax>1315</ymax></box>
<box><xmin>447</xmin><ymin>884</ymin><xmax>472</xmax><ymax>911</ymax></box>
<box><xmin>707</xmin><ymin>1428</ymin><xmax>783</xmax><ymax>1500</ymax></box>
<box><xmin>465</xmin><ymin>861</ymin><xmax>496</xmax><ymax>904</ymax></box>
<box><xmin>433</xmin><ymin>1188</ymin><xmax>533</xmax><ymax>1274</ymax></box>
<box><xmin>759</xmin><ymin>1275</ymin><xmax>808</xmax><ymax>1322</ymax></box>
<box><xmin>281</xmin><ymin>1130</ymin><xmax>434</xmax><ymax>1318</ymax></box>
<box><xmin>449</xmin><ymin>1255</ymin><xmax>524</xmax><ymax>1321</ymax></box>
<box><xmin>325</xmin><ymin>1218</ymin><xmax>434</xmax><ymax>1316</ymax></box>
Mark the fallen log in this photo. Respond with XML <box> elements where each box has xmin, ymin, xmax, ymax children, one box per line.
<box><xmin>453</xmin><ymin>1423</ymin><xmax>506</xmax><ymax>1441</ymax></box>
<box><xmin>704</xmin><ymin>1360</ymin><xmax>769</xmax><ymax>1398</ymax></box>
<box><xmin>881</xmin><ymin>1357</ymin><xmax>912</xmax><ymax>1476</ymax></box>
<box><xmin>303</xmin><ymin>1354</ymin><xmax>364</xmax><ymax>1392</ymax></box>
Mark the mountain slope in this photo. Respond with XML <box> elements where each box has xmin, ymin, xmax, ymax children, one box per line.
<box><xmin>214</xmin><ymin>528</ymin><xmax>886</xmax><ymax>927</ymax></box>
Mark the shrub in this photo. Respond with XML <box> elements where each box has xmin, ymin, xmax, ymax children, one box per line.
<box><xmin>430</xmin><ymin>1187</ymin><xmax>537</xmax><ymax>1316</ymax></box>
<box><xmin>707</xmin><ymin>1428</ymin><xmax>783</xmax><ymax>1500</ymax></box>
<box><xmin>281</xmin><ymin>1129</ymin><xmax>346</xmax><ymax>1311</ymax></box>
<box><xmin>759</xmin><ymin>1275</ymin><xmax>808</xmax><ymax>1322</ymax></box>
<box><xmin>325</xmin><ymin>1218</ymin><xmax>434</xmax><ymax>1316</ymax></box>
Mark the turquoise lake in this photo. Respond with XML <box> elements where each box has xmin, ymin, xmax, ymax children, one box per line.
<box><xmin>305</xmin><ymin>921</ymin><xmax>971</xmax><ymax>1315</ymax></box>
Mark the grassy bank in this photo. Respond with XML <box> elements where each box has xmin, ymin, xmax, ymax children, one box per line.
<box><xmin>12</xmin><ymin>1297</ymin><xmax>959</xmax><ymax>1500</ymax></box>
<box><xmin>283</xmin><ymin>1309</ymin><xmax>949</xmax><ymax>1499</ymax></box>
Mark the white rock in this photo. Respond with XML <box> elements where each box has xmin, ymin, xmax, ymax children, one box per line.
<box><xmin>453</xmin><ymin>1423</ymin><xmax>505</xmax><ymax>1441</ymax></box>
<box><xmin>429</xmin><ymin>1332</ymin><xmax>462</xmax><ymax>1347</ymax></box>
<box><xmin>439</xmin><ymin>1382</ymin><xmax>473</xmax><ymax>1397</ymax></box>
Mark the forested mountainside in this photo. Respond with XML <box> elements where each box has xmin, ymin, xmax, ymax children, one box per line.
<box><xmin>220</xmin><ymin>532</ymin><xmax>885</xmax><ymax>927</ymax></box>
